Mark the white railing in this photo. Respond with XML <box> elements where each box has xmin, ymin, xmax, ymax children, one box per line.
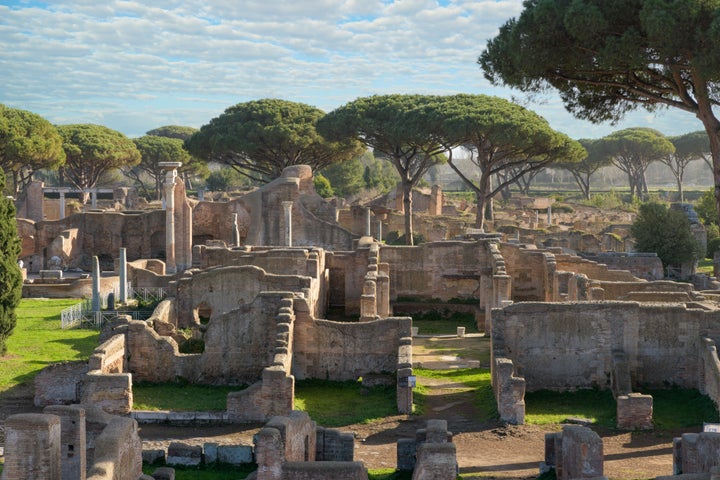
<box><xmin>61</xmin><ymin>299</ymin><xmax>91</xmax><ymax>329</ymax></box>
<box><xmin>59</xmin><ymin>284</ymin><xmax>164</xmax><ymax>329</ymax></box>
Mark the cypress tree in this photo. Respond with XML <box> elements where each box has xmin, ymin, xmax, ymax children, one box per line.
<box><xmin>0</xmin><ymin>169</ymin><xmax>22</xmax><ymax>355</ymax></box>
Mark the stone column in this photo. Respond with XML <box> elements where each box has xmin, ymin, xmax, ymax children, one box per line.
<box><xmin>160</xmin><ymin>162</ymin><xmax>182</xmax><ymax>274</ymax></box>
<box><xmin>90</xmin><ymin>190</ymin><xmax>97</xmax><ymax>209</ymax></box>
<box><xmin>198</xmin><ymin>187</ymin><xmax>205</xmax><ymax>201</ymax></box>
<box><xmin>59</xmin><ymin>191</ymin><xmax>66</xmax><ymax>219</ymax></box>
<box><xmin>547</xmin><ymin>206</ymin><xmax>553</xmax><ymax>225</ymax></box>
<box><xmin>119</xmin><ymin>247</ymin><xmax>127</xmax><ymax>303</ymax></box>
<box><xmin>365</xmin><ymin>207</ymin><xmax>372</xmax><ymax>237</ymax></box>
<box><xmin>376</xmin><ymin>220</ymin><xmax>383</xmax><ymax>242</ymax></box>
<box><xmin>282</xmin><ymin>201</ymin><xmax>293</xmax><ymax>247</ymax></box>
<box><xmin>232</xmin><ymin>213</ymin><xmax>240</xmax><ymax>247</ymax></box>
<box><xmin>91</xmin><ymin>256</ymin><xmax>100</xmax><ymax>312</ymax></box>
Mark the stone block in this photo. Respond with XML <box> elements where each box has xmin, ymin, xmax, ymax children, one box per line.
<box><xmin>204</xmin><ymin>442</ymin><xmax>218</xmax><ymax>464</ymax></box>
<box><xmin>166</xmin><ymin>442</ymin><xmax>202</xmax><ymax>466</ymax></box>
<box><xmin>560</xmin><ymin>425</ymin><xmax>603</xmax><ymax>480</ymax></box>
<box><xmin>142</xmin><ymin>448</ymin><xmax>166</xmax><ymax>465</ymax></box>
<box><xmin>217</xmin><ymin>444</ymin><xmax>254</xmax><ymax>465</ymax></box>
<box><xmin>397</xmin><ymin>438</ymin><xmax>416</xmax><ymax>471</ymax></box>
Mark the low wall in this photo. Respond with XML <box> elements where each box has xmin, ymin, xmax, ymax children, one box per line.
<box><xmin>673</xmin><ymin>432</ymin><xmax>720</xmax><ymax>475</ymax></box>
<box><xmin>292</xmin><ymin>314</ymin><xmax>412</xmax><ymax>381</ymax></box>
<box><xmin>492</xmin><ymin>301</ymin><xmax>717</xmax><ymax>391</ymax></box>
<box><xmin>254</xmin><ymin>411</ymin><xmax>368</xmax><ymax>480</ymax></box>
<box><xmin>544</xmin><ymin>425</ymin><xmax>604</xmax><ymax>480</ymax></box>
<box><xmin>88</xmin><ymin>334</ymin><xmax>126</xmax><ymax>373</ymax></box>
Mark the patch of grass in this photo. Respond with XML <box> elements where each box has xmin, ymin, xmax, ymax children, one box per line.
<box><xmin>294</xmin><ymin>379</ymin><xmax>397</xmax><ymax>427</ymax></box>
<box><xmin>143</xmin><ymin>462</ymin><xmax>256</xmax><ymax>479</ymax></box>
<box><xmin>649</xmin><ymin>387</ymin><xmax>719</xmax><ymax>429</ymax></box>
<box><xmin>1</xmin><ymin>298</ymin><xmax>99</xmax><ymax>392</ymax></box>
<box><xmin>697</xmin><ymin>258</ymin><xmax>714</xmax><ymax>274</ymax></box>
<box><xmin>368</xmin><ymin>469</ymin><xmax>413</xmax><ymax>480</ymax></box>
<box><xmin>410</xmin><ymin>311</ymin><xmax>478</xmax><ymax>335</ymax></box>
<box><xmin>414</xmin><ymin>368</ymin><xmax>497</xmax><ymax>419</ymax></box>
<box><xmin>524</xmin><ymin>389</ymin><xmax>616</xmax><ymax>427</ymax></box>
<box><xmin>133</xmin><ymin>382</ymin><xmax>245</xmax><ymax>411</ymax></box>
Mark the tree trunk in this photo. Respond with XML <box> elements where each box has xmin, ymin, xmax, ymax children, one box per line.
<box><xmin>402</xmin><ymin>179</ymin><xmax>414</xmax><ymax>246</ymax></box>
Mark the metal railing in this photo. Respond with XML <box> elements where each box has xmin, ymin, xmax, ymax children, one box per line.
<box><xmin>60</xmin><ymin>285</ymin><xmax>166</xmax><ymax>329</ymax></box>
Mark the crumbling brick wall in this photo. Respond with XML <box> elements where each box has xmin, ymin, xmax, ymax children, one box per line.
<box><xmin>544</xmin><ymin>425</ymin><xmax>604</xmax><ymax>480</ymax></box>
<box><xmin>492</xmin><ymin>301</ymin><xmax>711</xmax><ymax>392</ymax></box>
<box><xmin>254</xmin><ymin>411</ymin><xmax>368</xmax><ymax>480</ymax></box>
<box><xmin>173</xmin><ymin>264</ymin><xmax>316</xmax><ymax>328</ymax></box>
<box><xmin>380</xmin><ymin>240</ymin><xmax>493</xmax><ymax>302</ymax></box>
<box><xmin>673</xmin><ymin>432</ymin><xmax>720</xmax><ymax>475</ymax></box>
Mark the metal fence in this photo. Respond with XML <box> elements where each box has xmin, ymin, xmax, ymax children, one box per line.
<box><xmin>59</xmin><ymin>285</ymin><xmax>166</xmax><ymax>329</ymax></box>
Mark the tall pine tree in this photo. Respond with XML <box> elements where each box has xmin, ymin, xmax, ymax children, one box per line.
<box><xmin>0</xmin><ymin>169</ymin><xmax>22</xmax><ymax>355</ymax></box>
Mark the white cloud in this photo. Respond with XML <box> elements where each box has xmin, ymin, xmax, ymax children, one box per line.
<box><xmin>0</xmin><ymin>0</ymin><xmax>702</xmax><ymax>139</ymax></box>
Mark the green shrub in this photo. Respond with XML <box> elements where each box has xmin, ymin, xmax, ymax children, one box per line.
<box><xmin>385</xmin><ymin>231</ymin><xmax>425</xmax><ymax>245</ymax></box>
<box><xmin>313</xmin><ymin>173</ymin><xmax>334</xmax><ymax>198</ymax></box>
<box><xmin>179</xmin><ymin>338</ymin><xmax>205</xmax><ymax>354</ymax></box>
<box><xmin>707</xmin><ymin>238</ymin><xmax>720</xmax><ymax>259</ymax></box>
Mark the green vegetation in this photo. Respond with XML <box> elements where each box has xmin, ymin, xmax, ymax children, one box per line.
<box><xmin>57</xmin><ymin>123</ymin><xmax>141</xmax><ymax>193</ymax></box>
<box><xmin>368</xmin><ymin>470</ymin><xmax>413</xmax><ymax>480</ymax></box>
<box><xmin>649</xmin><ymin>387</ymin><xmax>719</xmax><ymax>429</ymax></box>
<box><xmin>186</xmin><ymin>98</ymin><xmax>363</xmax><ymax>184</ymax></box>
<box><xmin>525</xmin><ymin>387</ymin><xmax>718</xmax><ymax>429</ymax></box>
<box><xmin>132</xmin><ymin>382</ymin><xmax>243</xmax><ymax>411</ymax></box>
<box><xmin>0</xmin><ymin>298</ymin><xmax>98</xmax><ymax>392</ymax></box>
<box><xmin>631</xmin><ymin>202</ymin><xmax>703</xmax><ymax>269</ymax></box>
<box><xmin>409</xmin><ymin>311</ymin><xmax>478</xmax><ymax>335</ymax></box>
<box><xmin>294</xmin><ymin>379</ymin><xmax>397</xmax><ymax>427</ymax></box>
<box><xmin>414</xmin><ymin>368</ymin><xmax>497</xmax><ymax>419</ymax></box>
<box><xmin>0</xmin><ymin>169</ymin><xmax>22</xmax><ymax>355</ymax></box>
<box><xmin>143</xmin><ymin>462</ymin><xmax>256</xmax><ymax>479</ymax></box>
<box><xmin>525</xmin><ymin>389</ymin><xmax>616</xmax><ymax>427</ymax></box>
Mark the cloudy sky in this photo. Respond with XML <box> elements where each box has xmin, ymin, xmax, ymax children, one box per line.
<box><xmin>0</xmin><ymin>0</ymin><xmax>702</xmax><ymax>139</ymax></box>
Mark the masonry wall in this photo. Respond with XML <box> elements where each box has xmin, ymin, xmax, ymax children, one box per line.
<box><xmin>380</xmin><ymin>240</ymin><xmax>490</xmax><ymax>302</ymax></box>
<box><xmin>492</xmin><ymin>301</ymin><xmax>714</xmax><ymax>391</ymax></box>
<box><xmin>499</xmin><ymin>243</ymin><xmax>555</xmax><ymax>302</ymax></box>
<box><xmin>173</xmin><ymin>265</ymin><xmax>315</xmax><ymax>328</ymax></box>
<box><xmin>292</xmin><ymin>312</ymin><xmax>412</xmax><ymax>381</ymax></box>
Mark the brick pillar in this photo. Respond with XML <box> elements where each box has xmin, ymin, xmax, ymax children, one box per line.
<box><xmin>2</xmin><ymin>413</ymin><xmax>61</xmax><ymax>480</ymax></box>
<box><xmin>44</xmin><ymin>405</ymin><xmax>86</xmax><ymax>480</ymax></box>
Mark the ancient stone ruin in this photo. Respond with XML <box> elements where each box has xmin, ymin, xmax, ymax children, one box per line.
<box><xmin>6</xmin><ymin>163</ymin><xmax>720</xmax><ymax>478</ymax></box>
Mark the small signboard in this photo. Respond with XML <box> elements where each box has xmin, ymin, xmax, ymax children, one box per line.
<box><xmin>398</xmin><ymin>376</ymin><xmax>417</xmax><ymax>388</ymax></box>
<box><xmin>703</xmin><ymin>423</ymin><xmax>720</xmax><ymax>433</ymax></box>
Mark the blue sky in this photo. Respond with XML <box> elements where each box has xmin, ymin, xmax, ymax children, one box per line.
<box><xmin>0</xmin><ymin>0</ymin><xmax>702</xmax><ymax>139</ymax></box>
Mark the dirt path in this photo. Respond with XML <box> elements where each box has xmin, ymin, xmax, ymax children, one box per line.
<box><xmin>346</xmin><ymin>334</ymin><xmax>677</xmax><ymax>479</ymax></box>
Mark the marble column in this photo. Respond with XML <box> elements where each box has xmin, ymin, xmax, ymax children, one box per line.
<box><xmin>119</xmin><ymin>247</ymin><xmax>127</xmax><ymax>303</ymax></box>
<box><xmin>160</xmin><ymin>162</ymin><xmax>182</xmax><ymax>274</ymax></box>
<box><xmin>90</xmin><ymin>190</ymin><xmax>97</xmax><ymax>209</ymax></box>
<box><xmin>232</xmin><ymin>213</ymin><xmax>240</xmax><ymax>247</ymax></box>
<box><xmin>365</xmin><ymin>207</ymin><xmax>372</xmax><ymax>237</ymax></box>
<box><xmin>91</xmin><ymin>255</ymin><xmax>100</xmax><ymax>312</ymax></box>
<box><xmin>59</xmin><ymin>191</ymin><xmax>66</xmax><ymax>219</ymax></box>
<box><xmin>376</xmin><ymin>220</ymin><xmax>383</xmax><ymax>242</ymax></box>
<box><xmin>282</xmin><ymin>201</ymin><xmax>293</xmax><ymax>247</ymax></box>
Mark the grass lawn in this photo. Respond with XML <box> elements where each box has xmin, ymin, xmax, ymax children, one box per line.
<box><xmin>414</xmin><ymin>368</ymin><xmax>497</xmax><ymax>419</ymax></box>
<box><xmin>0</xmin><ymin>298</ymin><xmax>99</xmax><ymax>393</ymax></box>
<box><xmin>133</xmin><ymin>382</ymin><xmax>244</xmax><ymax>411</ymax></box>
<box><xmin>294</xmin><ymin>379</ymin><xmax>398</xmax><ymax>427</ymax></box>
<box><xmin>143</xmin><ymin>463</ymin><xmax>256</xmax><ymax>479</ymax></box>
